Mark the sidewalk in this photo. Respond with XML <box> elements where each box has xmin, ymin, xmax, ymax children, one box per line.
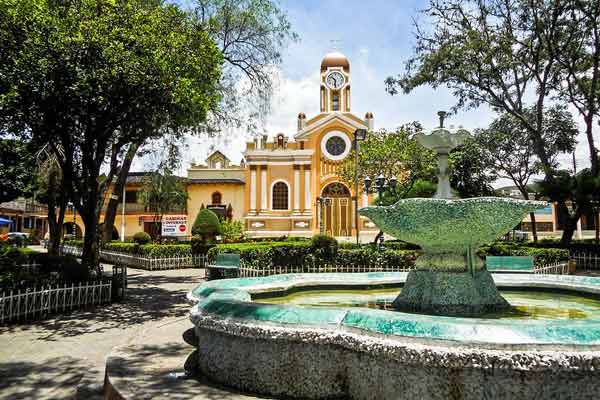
<box><xmin>0</xmin><ymin>266</ymin><xmax>205</xmax><ymax>399</ymax></box>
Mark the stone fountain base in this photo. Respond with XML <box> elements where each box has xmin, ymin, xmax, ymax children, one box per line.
<box><xmin>392</xmin><ymin>269</ymin><xmax>510</xmax><ymax>316</ymax></box>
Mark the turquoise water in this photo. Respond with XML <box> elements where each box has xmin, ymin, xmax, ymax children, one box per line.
<box><xmin>256</xmin><ymin>288</ymin><xmax>600</xmax><ymax>321</ymax></box>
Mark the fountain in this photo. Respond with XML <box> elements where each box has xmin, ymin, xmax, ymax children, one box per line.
<box><xmin>165</xmin><ymin>114</ymin><xmax>600</xmax><ymax>400</ymax></box>
<box><xmin>359</xmin><ymin>112</ymin><xmax>546</xmax><ymax>316</ymax></box>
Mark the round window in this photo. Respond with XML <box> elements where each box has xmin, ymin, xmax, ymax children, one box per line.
<box><xmin>325</xmin><ymin>136</ymin><xmax>346</xmax><ymax>156</ymax></box>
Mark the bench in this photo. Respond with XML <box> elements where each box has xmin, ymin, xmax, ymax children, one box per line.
<box><xmin>486</xmin><ymin>256</ymin><xmax>534</xmax><ymax>273</ymax></box>
<box><xmin>206</xmin><ymin>253</ymin><xmax>241</xmax><ymax>280</ymax></box>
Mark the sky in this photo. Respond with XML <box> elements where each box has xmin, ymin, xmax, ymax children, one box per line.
<box><xmin>146</xmin><ymin>0</ymin><xmax>593</xmax><ymax>187</ymax></box>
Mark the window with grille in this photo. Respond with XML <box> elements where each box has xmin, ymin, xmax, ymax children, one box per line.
<box><xmin>272</xmin><ymin>182</ymin><xmax>289</xmax><ymax>210</ymax></box>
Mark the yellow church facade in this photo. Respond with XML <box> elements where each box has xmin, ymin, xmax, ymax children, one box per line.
<box><xmin>187</xmin><ymin>51</ymin><xmax>379</xmax><ymax>238</ymax></box>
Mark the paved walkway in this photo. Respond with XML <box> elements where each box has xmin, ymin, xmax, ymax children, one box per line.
<box><xmin>0</xmin><ymin>265</ymin><xmax>208</xmax><ymax>399</ymax></box>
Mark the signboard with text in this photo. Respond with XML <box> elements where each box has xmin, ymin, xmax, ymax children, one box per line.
<box><xmin>161</xmin><ymin>215</ymin><xmax>188</xmax><ymax>237</ymax></box>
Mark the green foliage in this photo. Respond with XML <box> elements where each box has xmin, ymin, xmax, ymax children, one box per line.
<box><xmin>139</xmin><ymin>168</ymin><xmax>188</xmax><ymax>228</ymax></box>
<box><xmin>310</xmin><ymin>235</ymin><xmax>338</xmax><ymax>261</ymax></box>
<box><xmin>132</xmin><ymin>232</ymin><xmax>151</xmax><ymax>245</ymax></box>
<box><xmin>478</xmin><ymin>243</ymin><xmax>569</xmax><ymax>266</ymax></box>
<box><xmin>0</xmin><ymin>139</ymin><xmax>37</xmax><ymax>203</ymax></box>
<box><xmin>448</xmin><ymin>137</ymin><xmax>496</xmax><ymax>198</ymax></box>
<box><xmin>339</xmin><ymin>124</ymin><xmax>436</xmax><ymax>205</ymax></box>
<box><xmin>0</xmin><ymin>0</ymin><xmax>223</xmax><ymax>267</ymax></box>
<box><xmin>207</xmin><ymin>241</ymin><xmax>418</xmax><ymax>271</ymax></box>
<box><xmin>190</xmin><ymin>235</ymin><xmax>215</xmax><ymax>255</ymax></box>
<box><xmin>192</xmin><ymin>209</ymin><xmax>222</xmax><ymax>238</ymax></box>
<box><xmin>102</xmin><ymin>242</ymin><xmax>191</xmax><ymax>258</ymax></box>
<box><xmin>220</xmin><ymin>220</ymin><xmax>244</xmax><ymax>242</ymax></box>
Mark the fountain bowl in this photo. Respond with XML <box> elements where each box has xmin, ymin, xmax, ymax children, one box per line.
<box><xmin>359</xmin><ymin>197</ymin><xmax>547</xmax><ymax>254</ymax></box>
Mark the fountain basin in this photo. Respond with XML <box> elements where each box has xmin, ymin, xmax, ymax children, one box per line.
<box><xmin>188</xmin><ymin>273</ymin><xmax>600</xmax><ymax>399</ymax></box>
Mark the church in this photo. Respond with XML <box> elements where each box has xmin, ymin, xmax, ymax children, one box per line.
<box><xmin>185</xmin><ymin>51</ymin><xmax>379</xmax><ymax>239</ymax></box>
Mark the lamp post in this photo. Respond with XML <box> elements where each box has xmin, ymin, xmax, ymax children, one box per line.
<box><xmin>353</xmin><ymin>128</ymin><xmax>367</xmax><ymax>244</ymax></box>
<box><xmin>364</xmin><ymin>174</ymin><xmax>397</xmax><ymax>250</ymax></box>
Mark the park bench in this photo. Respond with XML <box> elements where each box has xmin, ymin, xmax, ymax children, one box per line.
<box><xmin>207</xmin><ymin>253</ymin><xmax>241</xmax><ymax>280</ymax></box>
<box><xmin>485</xmin><ymin>256</ymin><xmax>534</xmax><ymax>273</ymax></box>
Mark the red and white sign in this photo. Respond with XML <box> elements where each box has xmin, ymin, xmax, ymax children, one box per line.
<box><xmin>161</xmin><ymin>215</ymin><xmax>188</xmax><ymax>237</ymax></box>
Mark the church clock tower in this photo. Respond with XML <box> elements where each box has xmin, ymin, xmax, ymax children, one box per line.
<box><xmin>320</xmin><ymin>51</ymin><xmax>351</xmax><ymax>113</ymax></box>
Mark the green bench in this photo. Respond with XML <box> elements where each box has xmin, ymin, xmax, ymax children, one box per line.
<box><xmin>486</xmin><ymin>256</ymin><xmax>534</xmax><ymax>273</ymax></box>
<box><xmin>207</xmin><ymin>253</ymin><xmax>241</xmax><ymax>280</ymax></box>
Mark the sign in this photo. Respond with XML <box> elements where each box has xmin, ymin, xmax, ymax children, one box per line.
<box><xmin>161</xmin><ymin>215</ymin><xmax>188</xmax><ymax>237</ymax></box>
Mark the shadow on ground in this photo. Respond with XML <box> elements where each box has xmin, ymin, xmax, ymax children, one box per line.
<box><xmin>0</xmin><ymin>270</ymin><xmax>203</xmax><ymax>340</ymax></box>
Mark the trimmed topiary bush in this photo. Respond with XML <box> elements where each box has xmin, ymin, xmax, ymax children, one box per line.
<box><xmin>132</xmin><ymin>231</ymin><xmax>151</xmax><ymax>245</ymax></box>
<box><xmin>191</xmin><ymin>209</ymin><xmax>222</xmax><ymax>240</ymax></box>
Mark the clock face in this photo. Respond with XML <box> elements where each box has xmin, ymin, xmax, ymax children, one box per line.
<box><xmin>326</xmin><ymin>71</ymin><xmax>345</xmax><ymax>89</ymax></box>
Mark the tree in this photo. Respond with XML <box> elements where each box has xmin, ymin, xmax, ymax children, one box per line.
<box><xmin>448</xmin><ymin>137</ymin><xmax>496</xmax><ymax>198</ymax></box>
<box><xmin>0</xmin><ymin>139</ymin><xmax>36</xmax><ymax>203</ymax></box>
<box><xmin>194</xmin><ymin>0</ymin><xmax>298</xmax><ymax>132</ymax></box>
<box><xmin>476</xmin><ymin>105</ymin><xmax>578</xmax><ymax>241</ymax></box>
<box><xmin>192</xmin><ymin>208</ymin><xmax>222</xmax><ymax>241</ymax></box>
<box><xmin>101</xmin><ymin>0</ymin><xmax>297</xmax><ymax>242</ymax></box>
<box><xmin>0</xmin><ymin>0</ymin><xmax>223</xmax><ymax>268</ymax></box>
<box><xmin>386</xmin><ymin>0</ymin><xmax>598</xmax><ymax>244</ymax></box>
<box><xmin>139</xmin><ymin>168</ymin><xmax>188</xmax><ymax>240</ymax></box>
<box><xmin>339</xmin><ymin>123</ymin><xmax>494</xmax><ymax>205</ymax></box>
<box><xmin>339</xmin><ymin>123</ymin><xmax>436</xmax><ymax>205</ymax></box>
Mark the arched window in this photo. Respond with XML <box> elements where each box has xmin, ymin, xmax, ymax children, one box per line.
<box><xmin>271</xmin><ymin>181</ymin><xmax>289</xmax><ymax>210</ymax></box>
<box><xmin>211</xmin><ymin>191</ymin><xmax>222</xmax><ymax>205</ymax></box>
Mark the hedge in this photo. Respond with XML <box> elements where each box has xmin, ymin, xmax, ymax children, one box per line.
<box><xmin>102</xmin><ymin>242</ymin><xmax>191</xmax><ymax>258</ymax></box>
<box><xmin>478</xmin><ymin>243</ymin><xmax>569</xmax><ymax>266</ymax></box>
<box><xmin>208</xmin><ymin>241</ymin><xmax>417</xmax><ymax>270</ymax></box>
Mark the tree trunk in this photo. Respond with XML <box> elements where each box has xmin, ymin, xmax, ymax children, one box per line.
<box><xmin>46</xmin><ymin>167</ymin><xmax>66</xmax><ymax>256</ymax></box>
<box><xmin>529</xmin><ymin>212</ymin><xmax>538</xmax><ymax>243</ymax></box>
<box><xmin>557</xmin><ymin>201</ymin><xmax>583</xmax><ymax>246</ymax></box>
<box><xmin>80</xmin><ymin>211</ymin><xmax>100</xmax><ymax>272</ymax></box>
<box><xmin>102</xmin><ymin>142</ymin><xmax>140</xmax><ymax>242</ymax></box>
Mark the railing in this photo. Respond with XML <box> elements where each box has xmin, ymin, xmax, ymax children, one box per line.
<box><xmin>59</xmin><ymin>245</ymin><xmax>206</xmax><ymax>271</ymax></box>
<box><xmin>572</xmin><ymin>252</ymin><xmax>600</xmax><ymax>270</ymax></box>
<box><xmin>239</xmin><ymin>262</ymin><xmax>414</xmax><ymax>278</ymax></box>
<box><xmin>99</xmin><ymin>250</ymin><xmax>206</xmax><ymax>271</ymax></box>
<box><xmin>533</xmin><ymin>262</ymin><xmax>569</xmax><ymax>275</ymax></box>
<box><xmin>0</xmin><ymin>281</ymin><xmax>112</xmax><ymax>323</ymax></box>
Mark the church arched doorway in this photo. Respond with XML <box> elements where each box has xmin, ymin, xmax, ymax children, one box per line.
<box><xmin>320</xmin><ymin>182</ymin><xmax>352</xmax><ymax>237</ymax></box>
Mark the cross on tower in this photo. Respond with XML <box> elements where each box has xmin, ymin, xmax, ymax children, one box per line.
<box><xmin>330</xmin><ymin>39</ymin><xmax>342</xmax><ymax>51</ymax></box>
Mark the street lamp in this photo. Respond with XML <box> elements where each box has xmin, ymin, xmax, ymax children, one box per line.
<box><xmin>353</xmin><ymin>128</ymin><xmax>368</xmax><ymax>244</ymax></box>
<box><xmin>67</xmin><ymin>201</ymin><xmax>76</xmax><ymax>237</ymax></box>
<box><xmin>364</xmin><ymin>174</ymin><xmax>398</xmax><ymax>249</ymax></box>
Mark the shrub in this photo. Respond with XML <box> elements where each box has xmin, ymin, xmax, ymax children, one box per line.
<box><xmin>310</xmin><ymin>234</ymin><xmax>338</xmax><ymax>261</ymax></box>
<box><xmin>132</xmin><ymin>231</ymin><xmax>151</xmax><ymax>245</ymax></box>
<box><xmin>220</xmin><ymin>220</ymin><xmax>244</xmax><ymax>242</ymax></box>
<box><xmin>103</xmin><ymin>242</ymin><xmax>191</xmax><ymax>258</ymax></box>
<box><xmin>478</xmin><ymin>243</ymin><xmax>569</xmax><ymax>266</ymax></box>
<box><xmin>32</xmin><ymin>253</ymin><xmax>89</xmax><ymax>283</ymax></box>
<box><xmin>191</xmin><ymin>209</ymin><xmax>222</xmax><ymax>240</ymax></box>
<box><xmin>191</xmin><ymin>235</ymin><xmax>214</xmax><ymax>255</ymax></box>
<box><xmin>207</xmin><ymin>241</ymin><xmax>417</xmax><ymax>271</ymax></box>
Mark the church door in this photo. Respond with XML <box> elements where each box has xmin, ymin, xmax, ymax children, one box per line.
<box><xmin>321</xmin><ymin>182</ymin><xmax>352</xmax><ymax>237</ymax></box>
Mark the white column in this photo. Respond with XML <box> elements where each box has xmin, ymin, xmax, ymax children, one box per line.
<box><xmin>362</xmin><ymin>193</ymin><xmax>368</xmax><ymax>207</ymax></box>
<box><xmin>293</xmin><ymin>167</ymin><xmax>301</xmax><ymax>213</ymax></box>
<box><xmin>250</xmin><ymin>168</ymin><xmax>257</xmax><ymax>213</ymax></box>
<box><xmin>261</xmin><ymin>167</ymin><xmax>267</xmax><ymax>211</ymax></box>
<box><xmin>304</xmin><ymin>168</ymin><xmax>311</xmax><ymax>214</ymax></box>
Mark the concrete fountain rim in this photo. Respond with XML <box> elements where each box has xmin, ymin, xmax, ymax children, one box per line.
<box><xmin>188</xmin><ymin>272</ymin><xmax>600</xmax><ymax>349</ymax></box>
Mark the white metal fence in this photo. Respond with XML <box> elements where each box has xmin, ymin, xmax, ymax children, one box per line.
<box><xmin>572</xmin><ymin>252</ymin><xmax>600</xmax><ymax>270</ymax></box>
<box><xmin>533</xmin><ymin>262</ymin><xmax>569</xmax><ymax>275</ymax></box>
<box><xmin>59</xmin><ymin>245</ymin><xmax>207</xmax><ymax>270</ymax></box>
<box><xmin>0</xmin><ymin>281</ymin><xmax>112</xmax><ymax>323</ymax></box>
<box><xmin>239</xmin><ymin>262</ymin><xmax>414</xmax><ymax>277</ymax></box>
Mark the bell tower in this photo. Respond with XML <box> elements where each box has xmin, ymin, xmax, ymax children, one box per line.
<box><xmin>320</xmin><ymin>51</ymin><xmax>351</xmax><ymax>113</ymax></box>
